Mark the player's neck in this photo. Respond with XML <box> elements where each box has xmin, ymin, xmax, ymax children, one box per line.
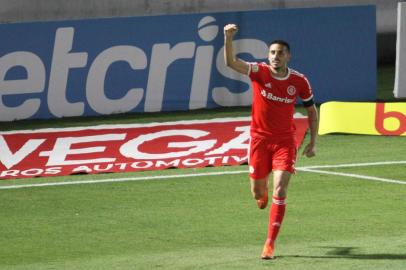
<box><xmin>270</xmin><ymin>66</ymin><xmax>289</xmax><ymax>78</ymax></box>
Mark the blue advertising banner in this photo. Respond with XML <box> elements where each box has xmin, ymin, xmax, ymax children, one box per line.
<box><xmin>0</xmin><ymin>6</ymin><xmax>376</xmax><ymax>121</ymax></box>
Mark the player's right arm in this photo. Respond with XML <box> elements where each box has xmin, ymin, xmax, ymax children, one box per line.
<box><xmin>223</xmin><ymin>24</ymin><xmax>250</xmax><ymax>75</ymax></box>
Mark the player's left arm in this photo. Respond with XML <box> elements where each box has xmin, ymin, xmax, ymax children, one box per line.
<box><xmin>302</xmin><ymin>104</ymin><xmax>318</xmax><ymax>158</ymax></box>
<box><xmin>300</xmin><ymin>75</ymin><xmax>318</xmax><ymax>158</ymax></box>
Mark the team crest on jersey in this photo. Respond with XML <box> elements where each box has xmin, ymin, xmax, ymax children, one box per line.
<box><xmin>287</xmin><ymin>85</ymin><xmax>296</xmax><ymax>95</ymax></box>
<box><xmin>265</xmin><ymin>83</ymin><xmax>272</xmax><ymax>89</ymax></box>
<box><xmin>251</xmin><ymin>64</ymin><xmax>259</xmax><ymax>73</ymax></box>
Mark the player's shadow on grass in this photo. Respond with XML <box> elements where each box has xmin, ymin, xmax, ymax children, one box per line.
<box><xmin>280</xmin><ymin>247</ymin><xmax>406</xmax><ymax>260</ymax></box>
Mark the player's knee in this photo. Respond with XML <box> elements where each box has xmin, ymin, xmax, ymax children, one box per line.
<box><xmin>251</xmin><ymin>185</ymin><xmax>266</xmax><ymax>199</ymax></box>
<box><xmin>250</xmin><ymin>177</ymin><xmax>268</xmax><ymax>199</ymax></box>
<box><xmin>273</xmin><ymin>185</ymin><xmax>287</xmax><ymax>198</ymax></box>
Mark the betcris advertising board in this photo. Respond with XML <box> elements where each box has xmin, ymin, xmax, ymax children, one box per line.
<box><xmin>0</xmin><ymin>6</ymin><xmax>376</xmax><ymax>121</ymax></box>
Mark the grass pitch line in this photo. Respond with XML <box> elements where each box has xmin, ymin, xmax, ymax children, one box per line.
<box><xmin>297</xmin><ymin>168</ymin><xmax>406</xmax><ymax>185</ymax></box>
<box><xmin>1</xmin><ymin>161</ymin><xmax>405</xmax><ymax>190</ymax></box>
<box><xmin>0</xmin><ymin>170</ymin><xmax>248</xmax><ymax>190</ymax></box>
<box><xmin>298</xmin><ymin>160</ymin><xmax>406</xmax><ymax>185</ymax></box>
<box><xmin>301</xmin><ymin>160</ymin><xmax>406</xmax><ymax>169</ymax></box>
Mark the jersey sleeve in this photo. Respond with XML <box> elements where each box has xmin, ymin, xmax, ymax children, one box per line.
<box><xmin>299</xmin><ymin>76</ymin><xmax>314</xmax><ymax>105</ymax></box>
<box><xmin>248</xmin><ymin>62</ymin><xmax>267</xmax><ymax>82</ymax></box>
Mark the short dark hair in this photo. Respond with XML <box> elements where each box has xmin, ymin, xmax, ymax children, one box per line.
<box><xmin>269</xmin><ymin>40</ymin><xmax>290</xmax><ymax>52</ymax></box>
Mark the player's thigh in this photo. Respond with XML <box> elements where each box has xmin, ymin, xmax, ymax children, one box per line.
<box><xmin>249</xmin><ymin>136</ymin><xmax>272</xmax><ymax>180</ymax></box>
<box><xmin>271</xmin><ymin>141</ymin><xmax>297</xmax><ymax>174</ymax></box>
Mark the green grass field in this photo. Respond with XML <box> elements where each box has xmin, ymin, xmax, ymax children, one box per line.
<box><xmin>0</xmin><ymin>65</ymin><xmax>405</xmax><ymax>270</ymax></box>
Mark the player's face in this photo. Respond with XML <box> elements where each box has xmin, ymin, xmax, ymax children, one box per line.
<box><xmin>268</xmin><ymin>44</ymin><xmax>290</xmax><ymax>71</ymax></box>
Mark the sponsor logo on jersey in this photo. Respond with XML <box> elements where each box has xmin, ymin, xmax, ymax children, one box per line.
<box><xmin>265</xmin><ymin>83</ymin><xmax>272</xmax><ymax>89</ymax></box>
<box><xmin>261</xmin><ymin>89</ymin><xmax>294</xmax><ymax>104</ymax></box>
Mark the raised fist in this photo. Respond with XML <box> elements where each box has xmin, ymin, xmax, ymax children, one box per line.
<box><xmin>224</xmin><ymin>24</ymin><xmax>238</xmax><ymax>38</ymax></box>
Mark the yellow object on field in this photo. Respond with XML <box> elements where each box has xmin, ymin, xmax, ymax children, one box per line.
<box><xmin>319</xmin><ymin>102</ymin><xmax>406</xmax><ymax>136</ymax></box>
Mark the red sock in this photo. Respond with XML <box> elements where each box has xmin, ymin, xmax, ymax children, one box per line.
<box><xmin>267</xmin><ymin>196</ymin><xmax>286</xmax><ymax>243</ymax></box>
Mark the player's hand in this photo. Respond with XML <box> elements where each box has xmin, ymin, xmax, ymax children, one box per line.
<box><xmin>302</xmin><ymin>143</ymin><xmax>316</xmax><ymax>158</ymax></box>
<box><xmin>224</xmin><ymin>24</ymin><xmax>238</xmax><ymax>38</ymax></box>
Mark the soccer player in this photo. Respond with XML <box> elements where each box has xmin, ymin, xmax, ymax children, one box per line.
<box><xmin>223</xmin><ymin>24</ymin><xmax>318</xmax><ymax>259</ymax></box>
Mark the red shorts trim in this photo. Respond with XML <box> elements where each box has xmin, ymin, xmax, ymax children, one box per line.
<box><xmin>248</xmin><ymin>136</ymin><xmax>297</xmax><ymax>180</ymax></box>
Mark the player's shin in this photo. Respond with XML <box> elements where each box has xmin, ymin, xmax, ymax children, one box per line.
<box><xmin>267</xmin><ymin>196</ymin><xmax>286</xmax><ymax>243</ymax></box>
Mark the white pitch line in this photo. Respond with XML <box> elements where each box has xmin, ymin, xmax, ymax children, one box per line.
<box><xmin>0</xmin><ymin>170</ymin><xmax>248</xmax><ymax>190</ymax></box>
<box><xmin>301</xmin><ymin>160</ymin><xmax>406</xmax><ymax>169</ymax></box>
<box><xmin>297</xmin><ymin>168</ymin><xmax>406</xmax><ymax>185</ymax></box>
<box><xmin>1</xmin><ymin>161</ymin><xmax>406</xmax><ymax>190</ymax></box>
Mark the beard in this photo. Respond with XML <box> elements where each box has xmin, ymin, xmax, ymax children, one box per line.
<box><xmin>274</xmin><ymin>66</ymin><xmax>283</xmax><ymax>71</ymax></box>
<box><xmin>272</xmin><ymin>65</ymin><xmax>286</xmax><ymax>73</ymax></box>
